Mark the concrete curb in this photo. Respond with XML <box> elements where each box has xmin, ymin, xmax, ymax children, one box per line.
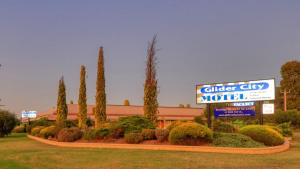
<box><xmin>27</xmin><ymin>135</ymin><xmax>290</xmax><ymax>155</ymax></box>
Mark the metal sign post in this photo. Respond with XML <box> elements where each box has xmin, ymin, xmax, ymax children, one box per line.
<box><xmin>207</xmin><ymin>104</ymin><xmax>211</xmax><ymax>128</ymax></box>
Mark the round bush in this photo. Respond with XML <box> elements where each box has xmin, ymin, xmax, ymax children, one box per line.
<box><xmin>31</xmin><ymin>126</ymin><xmax>46</xmax><ymax>136</ymax></box>
<box><xmin>169</xmin><ymin>122</ymin><xmax>213</xmax><ymax>145</ymax></box>
<box><xmin>39</xmin><ymin>126</ymin><xmax>61</xmax><ymax>139</ymax></box>
<box><xmin>57</xmin><ymin>127</ymin><xmax>83</xmax><ymax>142</ymax></box>
<box><xmin>141</xmin><ymin>129</ymin><xmax>156</xmax><ymax>140</ymax></box>
<box><xmin>213</xmin><ymin>121</ymin><xmax>238</xmax><ymax>133</ymax></box>
<box><xmin>213</xmin><ymin>133</ymin><xmax>265</xmax><ymax>148</ymax></box>
<box><xmin>240</xmin><ymin>125</ymin><xmax>284</xmax><ymax>146</ymax></box>
<box><xmin>155</xmin><ymin>128</ymin><xmax>169</xmax><ymax>142</ymax></box>
<box><xmin>124</xmin><ymin>132</ymin><xmax>143</xmax><ymax>144</ymax></box>
<box><xmin>13</xmin><ymin>125</ymin><xmax>26</xmax><ymax>133</ymax></box>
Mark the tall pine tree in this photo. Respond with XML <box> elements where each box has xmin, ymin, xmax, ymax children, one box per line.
<box><xmin>56</xmin><ymin>77</ymin><xmax>68</xmax><ymax>126</ymax></box>
<box><xmin>95</xmin><ymin>47</ymin><xmax>106</xmax><ymax>128</ymax></box>
<box><xmin>144</xmin><ymin>35</ymin><xmax>158</xmax><ymax>123</ymax></box>
<box><xmin>78</xmin><ymin>65</ymin><xmax>87</xmax><ymax>128</ymax></box>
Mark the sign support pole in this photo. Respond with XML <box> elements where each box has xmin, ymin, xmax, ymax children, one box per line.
<box><xmin>207</xmin><ymin>104</ymin><xmax>211</xmax><ymax>128</ymax></box>
<box><xmin>259</xmin><ymin>101</ymin><xmax>263</xmax><ymax>125</ymax></box>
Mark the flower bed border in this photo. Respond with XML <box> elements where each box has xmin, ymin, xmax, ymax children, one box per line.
<box><xmin>27</xmin><ymin>135</ymin><xmax>290</xmax><ymax>155</ymax></box>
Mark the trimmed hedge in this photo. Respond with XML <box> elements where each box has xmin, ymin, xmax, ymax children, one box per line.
<box><xmin>124</xmin><ymin>132</ymin><xmax>144</xmax><ymax>144</ymax></box>
<box><xmin>31</xmin><ymin>126</ymin><xmax>46</xmax><ymax>136</ymax></box>
<box><xmin>213</xmin><ymin>133</ymin><xmax>265</xmax><ymax>148</ymax></box>
<box><xmin>155</xmin><ymin>129</ymin><xmax>169</xmax><ymax>142</ymax></box>
<box><xmin>240</xmin><ymin>125</ymin><xmax>284</xmax><ymax>146</ymax></box>
<box><xmin>39</xmin><ymin>126</ymin><xmax>61</xmax><ymax>139</ymax></box>
<box><xmin>169</xmin><ymin>122</ymin><xmax>213</xmax><ymax>145</ymax></box>
<box><xmin>141</xmin><ymin>129</ymin><xmax>156</xmax><ymax>140</ymax></box>
<box><xmin>213</xmin><ymin>121</ymin><xmax>238</xmax><ymax>133</ymax></box>
<box><xmin>57</xmin><ymin>127</ymin><xmax>82</xmax><ymax>142</ymax></box>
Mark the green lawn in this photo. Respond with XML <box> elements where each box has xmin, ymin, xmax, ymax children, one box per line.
<box><xmin>0</xmin><ymin>132</ymin><xmax>300</xmax><ymax>169</ymax></box>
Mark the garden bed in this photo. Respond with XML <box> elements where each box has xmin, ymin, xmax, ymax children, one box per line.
<box><xmin>27</xmin><ymin>134</ymin><xmax>290</xmax><ymax>155</ymax></box>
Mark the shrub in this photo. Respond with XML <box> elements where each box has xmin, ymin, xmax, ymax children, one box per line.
<box><xmin>86</xmin><ymin>117</ymin><xmax>94</xmax><ymax>127</ymax></box>
<box><xmin>13</xmin><ymin>125</ymin><xmax>26</xmax><ymax>133</ymax></box>
<box><xmin>167</xmin><ymin>121</ymin><xmax>187</xmax><ymax>132</ymax></box>
<box><xmin>213</xmin><ymin>120</ymin><xmax>238</xmax><ymax>133</ymax></box>
<box><xmin>39</xmin><ymin>126</ymin><xmax>61</xmax><ymax>139</ymax></box>
<box><xmin>115</xmin><ymin>116</ymin><xmax>155</xmax><ymax>134</ymax></box>
<box><xmin>31</xmin><ymin>118</ymin><xmax>52</xmax><ymax>128</ymax></box>
<box><xmin>267</xmin><ymin>126</ymin><xmax>283</xmax><ymax>135</ymax></box>
<box><xmin>194</xmin><ymin>116</ymin><xmax>205</xmax><ymax>125</ymax></box>
<box><xmin>0</xmin><ymin>110</ymin><xmax>18</xmax><ymax>137</ymax></box>
<box><xmin>31</xmin><ymin>126</ymin><xmax>46</xmax><ymax>136</ymax></box>
<box><xmin>83</xmin><ymin>129</ymin><xmax>96</xmax><ymax>140</ymax></box>
<box><xmin>274</xmin><ymin>109</ymin><xmax>300</xmax><ymax>126</ymax></box>
<box><xmin>26</xmin><ymin>125</ymin><xmax>32</xmax><ymax>134</ymax></box>
<box><xmin>240</xmin><ymin>125</ymin><xmax>284</xmax><ymax>146</ymax></box>
<box><xmin>232</xmin><ymin>119</ymin><xmax>246</xmax><ymax>128</ymax></box>
<box><xmin>94</xmin><ymin>128</ymin><xmax>110</xmax><ymax>139</ymax></box>
<box><xmin>169</xmin><ymin>122</ymin><xmax>213</xmax><ymax>145</ymax></box>
<box><xmin>141</xmin><ymin>129</ymin><xmax>156</xmax><ymax>140</ymax></box>
<box><xmin>57</xmin><ymin>127</ymin><xmax>82</xmax><ymax>142</ymax></box>
<box><xmin>65</xmin><ymin>120</ymin><xmax>78</xmax><ymax>128</ymax></box>
<box><xmin>155</xmin><ymin>129</ymin><xmax>169</xmax><ymax>142</ymax></box>
<box><xmin>263</xmin><ymin>114</ymin><xmax>276</xmax><ymax>124</ymax></box>
<box><xmin>277</xmin><ymin>122</ymin><xmax>293</xmax><ymax>137</ymax></box>
<box><xmin>124</xmin><ymin>132</ymin><xmax>144</xmax><ymax>144</ymax></box>
<box><xmin>83</xmin><ymin>128</ymin><xmax>110</xmax><ymax>140</ymax></box>
<box><xmin>109</xmin><ymin>122</ymin><xmax>125</xmax><ymax>138</ymax></box>
<box><xmin>213</xmin><ymin>133</ymin><xmax>265</xmax><ymax>148</ymax></box>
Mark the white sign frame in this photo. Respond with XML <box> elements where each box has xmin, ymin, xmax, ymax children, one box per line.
<box><xmin>21</xmin><ymin>111</ymin><xmax>37</xmax><ymax>118</ymax></box>
<box><xmin>196</xmin><ymin>79</ymin><xmax>275</xmax><ymax>104</ymax></box>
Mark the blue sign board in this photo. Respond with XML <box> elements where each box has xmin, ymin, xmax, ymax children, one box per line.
<box><xmin>214</xmin><ymin>106</ymin><xmax>256</xmax><ymax>118</ymax></box>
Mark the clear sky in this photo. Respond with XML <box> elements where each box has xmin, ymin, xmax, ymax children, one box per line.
<box><xmin>0</xmin><ymin>0</ymin><xmax>299</xmax><ymax>113</ymax></box>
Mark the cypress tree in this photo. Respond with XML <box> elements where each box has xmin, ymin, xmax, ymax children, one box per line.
<box><xmin>78</xmin><ymin>65</ymin><xmax>87</xmax><ymax>128</ymax></box>
<box><xmin>144</xmin><ymin>35</ymin><xmax>158</xmax><ymax>123</ymax></box>
<box><xmin>56</xmin><ymin>77</ymin><xmax>68</xmax><ymax>126</ymax></box>
<box><xmin>94</xmin><ymin>47</ymin><xmax>106</xmax><ymax>128</ymax></box>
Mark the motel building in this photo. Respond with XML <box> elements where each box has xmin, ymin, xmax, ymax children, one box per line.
<box><xmin>34</xmin><ymin>104</ymin><xmax>204</xmax><ymax>128</ymax></box>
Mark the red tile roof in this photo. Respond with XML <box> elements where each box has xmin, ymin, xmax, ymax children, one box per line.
<box><xmin>37</xmin><ymin>104</ymin><xmax>204</xmax><ymax>121</ymax></box>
